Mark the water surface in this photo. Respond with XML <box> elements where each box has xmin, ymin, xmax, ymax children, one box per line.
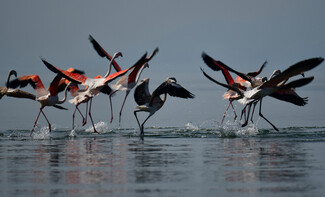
<box><xmin>1</xmin><ymin>122</ymin><xmax>325</xmax><ymax>197</ymax></box>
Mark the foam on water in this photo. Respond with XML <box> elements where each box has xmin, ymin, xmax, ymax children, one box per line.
<box><xmin>32</xmin><ymin>126</ymin><xmax>51</xmax><ymax>140</ymax></box>
<box><xmin>85</xmin><ymin>121</ymin><xmax>113</xmax><ymax>133</ymax></box>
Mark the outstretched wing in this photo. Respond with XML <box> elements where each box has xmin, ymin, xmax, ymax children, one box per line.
<box><xmin>42</xmin><ymin>59</ymin><xmax>88</xmax><ymax>85</ymax></box>
<box><xmin>201</xmin><ymin>68</ymin><xmax>243</xmax><ymax>96</ymax></box>
<box><xmin>247</xmin><ymin>60</ymin><xmax>267</xmax><ymax>77</ymax></box>
<box><xmin>7</xmin><ymin>75</ymin><xmax>48</xmax><ymax>97</ymax></box>
<box><xmin>89</xmin><ymin>35</ymin><xmax>122</xmax><ymax>72</ymax></box>
<box><xmin>262</xmin><ymin>57</ymin><xmax>323</xmax><ymax>88</ymax></box>
<box><xmin>202</xmin><ymin>52</ymin><xmax>235</xmax><ymax>85</ymax></box>
<box><xmin>1</xmin><ymin>88</ymin><xmax>36</xmax><ymax>100</ymax></box>
<box><xmin>134</xmin><ymin>78</ymin><xmax>151</xmax><ymax>105</ymax></box>
<box><xmin>151</xmin><ymin>79</ymin><xmax>195</xmax><ymax>100</ymax></box>
<box><xmin>202</xmin><ymin>52</ymin><xmax>251</xmax><ymax>82</ymax></box>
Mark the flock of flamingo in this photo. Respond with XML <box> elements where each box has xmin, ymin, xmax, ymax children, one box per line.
<box><xmin>0</xmin><ymin>35</ymin><xmax>323</xmax><ymax>138</ymax></box>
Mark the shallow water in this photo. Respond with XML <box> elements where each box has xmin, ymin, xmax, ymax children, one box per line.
<box><xmin>1</xmin><ymin>122</ymin><xmax>325</xmax><ymax>197</ymax></box>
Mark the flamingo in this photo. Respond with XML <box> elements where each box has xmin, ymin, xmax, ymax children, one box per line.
<box><xmin>6</xmin><ymin>70</ymin><xmax>75</xmax><ymax>135</ymax></box>
<box><xmin>134</xmin><ymin>77</ymin><xmax>195</xmax><ymax>138</ymax></box>
<box><xmin>41</xmin><ymin>52</ymin><xmax>147</xmax><ymax>133</ymax></box>
<box><xmin>88</xmin><ymin>35</ymin><xmax>160</xmax><ymax>125</ymax></box>
<box><xmin>1</xmin><ymin>70</ymin><xmax>36</xmax><ymax>101</ymax></box>
<box><xmin>201</xmin><ymin>52</ymin><xmax>266</xmax><ymax>124</ymax></box>
<box><xmin>89</xmin><ymin>35</ymin><xmax>122</xmax><ymax>72</ymax></box>
<box><xmin>202</xmin><ymin>57</ymin><xmax>323</xmax><ymax>130</ymax></box>
<box><xmin>108</xmin><ymin>48</ymin><xmax>159</xmax><ymax>125</ymax></box>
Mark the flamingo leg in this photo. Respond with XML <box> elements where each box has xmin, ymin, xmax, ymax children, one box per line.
<box><xmin>230</xmin><ymin>102</ymin><xmax>237</xmax><ymax>121</ymax></box>
<box><xmin>250</xmin><ymin>101</ymin><xmax>258</xmax><ymax>123</ymax></box>
<box><xmin>76</xmin><ymin>104</ymin><xmax>86</xmax><ymax>126</ymax></box>
<box><xmin>140</xmin><ymin>114</ymin><xmax>152</xmax><ymax>138</ymax></box>
<box><xmin>83</xmin><ymin>101</ymin><xmax>88</xmax><ymax>126</ymax></box>
<box><xmin>242</xmin><ymin>104</ymin><xmax>252</xmax><ymax>127</ymax></box>
<box><xmin>72</xmin><ymin>107</ymin><xmax>77</xmax><ymax>130</ymax></box>
<box><xmin>31</xmin><ymin>109</ymin><xmax>42</xmax><ymax>136</ymax></box>
<box><xmin>88</xmin><ymin>98</ymin><xmax>98</xmax><ymax>133</ymax></box>
<box><xmin>240</xmin><ymin>105</ymin><xmax>247</xmax><ymax>120</ymax></box>
<box><xmin>258</xmin><ymin>99</ymin><xmax>279</xmax><ymax>131</ymax></box>
<box><xmin>118</xmin><ymin>91</ymin><xmax>130</xmax><ymax>127</ymax></box>
<box><xmin>109</xmin><ymin>90</ymin><xmax>118</xmax><ymax>123</ymax></box>
<box><xmin>41</xmin><ymin>109</ymin><xmax>51</xmax><ymax>132</ymax></box>
<box><xmin>221</xmin><ymin>101</ymin><xmax>232</xmax><ymax>125</ymax></box>
<box><xmin>134</xmin><ymin>110</ymin><xmax>142</xmax><ymax>131</ymax></box>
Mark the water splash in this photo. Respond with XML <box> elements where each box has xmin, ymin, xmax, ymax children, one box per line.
<box><xmin>69</xmin><ymin>129</ymin><xmax>77</xmax><ymax>137</ymax></box>
<box><xmin>32</xmin><ymin>126</ymin><xmax>51</xmax><ymax>140</ymax></box>
<box><xmin>85</xmin><ymin>121</ymin><xmax>113</xmax><ymax>133</ymax></box>
<box><xmin>185</xmin><ymin>122</ymin><xmax>199</xmax><ymax>130</ymax></box>
<box><xmin>219</xmin><ymin>119</ymin><xmax>259</xmax><ymax>137</ymax></box>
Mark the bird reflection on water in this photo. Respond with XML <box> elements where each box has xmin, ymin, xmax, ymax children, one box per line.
<box><xmin>1</xmin><ymin>125</ymin><xmax>324</xmax><ymax>196</ymax></box>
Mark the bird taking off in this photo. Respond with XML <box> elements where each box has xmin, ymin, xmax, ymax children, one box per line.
<box><xmin>134</xmin><ymin>77</ymin><xmax>195</xmax><ymax>139</ymax></box>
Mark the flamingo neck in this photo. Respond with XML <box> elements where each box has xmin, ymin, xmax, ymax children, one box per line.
<box><xmin>57</xmin><ymin>82</ymin><xmax>71</xmax><ymax>104</ymax></box>
<box><xmin>6</xmin><ymin>70</ymin><xmax>17</xmax><ymax>88</ymax></box>
<box><xmin>134</xmin><ymin>64</ymin><xmax>148</xmax><ymax>83</ymax></box>
<box><xmin>104</xmin><ymin>54</ymin><xmax>118</xmax><ymax>78</ymax></box>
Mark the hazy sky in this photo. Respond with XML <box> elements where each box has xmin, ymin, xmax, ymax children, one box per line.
<box><xmin>1</xmin><ymin>0</ymin><xmax>324</xmax><ymax>131</ymax></box>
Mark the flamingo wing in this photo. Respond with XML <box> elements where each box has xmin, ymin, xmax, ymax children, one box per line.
<box><xmin>202</xmin><ymin>52</ymin><xmax>251</xmax><ymax>83</ymax></box>
<box><xmin>89</xmin><ymin>35</ymin><xmax>122</xmax><ymax>72</ymax></box>
<box><xmin>202</xmin><ymin>52</ymin><xmax>235</xmax><ymax>85</ymax></box>
<box><xmin>262</xmin><ymin>57</ymin><xmax>323</xmax><ymax>88</ymax></box>
<box><xmin>42</xmin><ymin>59</ymin><xmax>88</xmax><ymax>85</ymax></box>
<box><xmin>201</xmin><ymin>68</ymin><xmax>243</xmax><ymax>97</ymax></box>
<box><xmin>270</xmin><ymin>90</ymin><xmax>308</xmax><ymax>106</ymax></box>
<box><xmin>134</xmin><ymin>78</ymin><xmax>151</xmax><ymax>105</ymax></box>
<box><xmin>3</xmin><ymin>88</ymin><xmax>36</xmax><ymax>100</ymax></box>
<box><xmin>103</xmin><ymin>52</ymin><xmax>148</xmax><ymax>84</ymax></box>
<box><xmin>247</xmin><ymin>60</ymin><xmax>267</xmax><ymax>77</ymax></box>
<box><xmin>7</xmin><ymin>75</ymin><xmax>48</xmax><ymax>97</ymax></box>
<box><xmin>151</xmin><ymin>78</ymin><xmax>195</xmax><ymax>100</ymax></box>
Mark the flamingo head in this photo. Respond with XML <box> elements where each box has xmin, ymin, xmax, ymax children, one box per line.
<box><xmin>9</xmin><ymin>69</ymin><xmax>17</xmax><ymax>78</ymax></box>
<box><xmin>166</xmin><ymin>77</ymin><xmax>177</xmax><ymax>83</ymax></box>
<box><xmin>143</xmin><ymin>63</ymin><xmax>149</xmax><ymax>68</ymax></box>
<box><xmin>113</xmin><ymin>52</ymin><xmax>123</xmax><ymax>59</ymax></box>
<box><xmin>270</xmin><ymin>69</ymin><xmax>281</xmax><ymax>79</ymax></box>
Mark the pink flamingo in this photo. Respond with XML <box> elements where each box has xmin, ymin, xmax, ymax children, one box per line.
<box><xmin>41</xmin><ymin>52</ymin><xmax>147</xmax><ymax>133</ymax></box>
<box><xmin>201</xmin><ymin>52</ymin><xmax>266</xmax><ymax>124</ymax></box>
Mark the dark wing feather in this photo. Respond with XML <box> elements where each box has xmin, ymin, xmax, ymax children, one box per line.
<box><xmin>151</xmin><ymin>80</ymin><xmax>195</xmax><ymax>100</ymax></box>
<box><xmin>262</xmin><ymin>57</ymin><xmax>323</xmax><ymax>88</ymax></box>
<box><xmin>247</xmin><ymin>60</ymin><xmax>267</xmax><ymax>77</ymax></box>
<box><xmin>201</xmin><ymin>68</ymin><xmax>243</xmax><ymax>96</ymax></box>
<box><xmin>100</xmin><ymin>85</ymin><xmax>113</xmax><ymax>95</ymax></box>
<box><xmin>280</xmin><ymin>76</ymin><xmax>314</xmax><ymax>89</ymax></box>
<box><xmin>53</xmin><ymin>104</ymin><xmax>68</xmax><ymax>110</ymax></box>
<box><xmin>134</xmin><ymin>78</ymin><xmax>151</xmax><ymax>105</ymax></box>
<box><xmin>2</xmin><ymin>89</ymin><xmax>36</xmax><ymax>100</ymax></box>
<box><xmin>89</xmin><ymin>35</ymin><xmax>122</xmax><ymax>72</ymax></box>
<box><xmin>269</xmin><ymin>92</ymin><xmax>308</xmax><ymax>106</ymax></box>
<box><xmin>202</xmin><ymin>52</ymin><xmax>251</xmax><ymax>82</ymax></box>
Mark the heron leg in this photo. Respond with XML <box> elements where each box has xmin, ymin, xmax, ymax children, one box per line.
<box><xmin>109</xmin><ymin>90</ymin><xmax>118</xmax><ymax>123</ymax></box>
<box><xmin>88</xmin><ymin>98</ymin><xmax>98</xmax><ymax>133</ymax></box>
<box><xmin>118</xmin><ymin>91</ymin><xmax>130</xmax><ymax>127</ymax></box>
<box><xmin>258</xmin><ymin>99</ymin><xmax>279</xmax><ymax>131</ymax></box>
